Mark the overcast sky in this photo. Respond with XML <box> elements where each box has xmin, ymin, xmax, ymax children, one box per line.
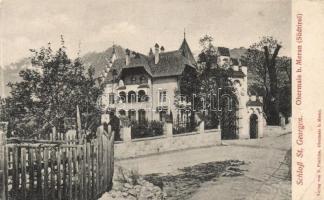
<box><xmin>0</xmin><ymin>0</ymin><xmax>291</xmax><ymax>66</ymax></box>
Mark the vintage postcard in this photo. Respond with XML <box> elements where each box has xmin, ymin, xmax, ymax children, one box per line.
<box><xmin>0</xmin><ymin>0</ymin><xmax>322</xmax><ymax>199</ymax></box>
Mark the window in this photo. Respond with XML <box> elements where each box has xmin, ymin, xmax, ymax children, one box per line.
<box><xmin>109</xmin><ymin>94</ymin><xmax>115</xmax><ymax>104</ymax></box>
<box><xmin>131</xmin><ymin>76</ymin><xmax>136</xmax><ymax>84</ymax></box>
<box><xmin>119</xmin><ymin>109</ymin><xmax>126</xmax><ymax>116</ymax></box>
<box><xmin>128</xmin><ymin>110</ymin><xmax>136</xmax><ymax>121</ymax></box>
<box><xmin>140</xmin><ymin>76</ymin><xmax>147</xmax><ymax>84</ymax></box>
<box><xmin>119</xmin><ymin>92</ymin><xmax>126</xmax><ymax>103</ymax></box>
<box><xmin>128</xmin><ymin>91</ymin><xmax>136</xmax><ymax>103</ymax></box>
<box><xmin>138</xmin><ymin>90</ymin><xmax>146</xmax><ymax>102</ymax></box>
<box><xmin>159</xmin><ymin>111</ymin><xmax>167</xmax><ymax>122</ymax></box>
<box><xmin>138</xmin><ymin>109</ymin><xmax>146</xmax><ymax>124</ymax></box>
<box><xmin>159</xmin><ymin>90</ymin><xmax>167</xmax><ymax>103</ymax></box>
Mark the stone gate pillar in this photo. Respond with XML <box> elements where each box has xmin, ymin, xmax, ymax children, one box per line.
<box><xmin>238</xmin><ymin>99</ymin><xmax>250</xmax><ymax>139</ymax></box>
<box><xmin>245</xmin><ymin>96</ymin><xmax>264</xmax><ymax>139</ymax></box>
<box><xmin>164</xmin><ymin>121</ymin><xmax>173</xmax><ymax>137</ymax></box>
<box><xmin>237</xmin><ymin>90</ymin><xmax>250</xmax><ymax>139</ymax></box>
<box><xmin>121</xmin><ymin>127</ymin><xmax>132</xmax><ymax>142</ymax></box>
<box><xmin>258</xmin><ymin>113</ymin><xmax>264</xmax><ymax>138</ymax></box>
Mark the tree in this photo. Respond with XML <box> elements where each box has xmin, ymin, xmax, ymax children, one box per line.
<box><xmin>277</xmin><ymin>56</ymin><xmax>292</xmax><ymax>120</ymax></box>
<box><xmin>6</xmin><ymin>37</ymin><xmax>103</xmax><ymax>137</ymax></box>
<box><xmin>0</xmin><ymin>97</ymin><xmax>9</xmax><ymax>122</ymax></box>
<box><xmin>277</xmin><ymin>56</ymin><xmax>292</xmax><ymax>84</ymax></box>
<box><xmin>196</xmin><ymin>35</ymin><xmax>237</xmax><ymax>133</ymax></box>
<box><xmin>197</xmin><ymin>35</ymin><xmax>218</xmax><ymax>73</ymax></box>
<box><xmin>244</xmin><ymin>36</ymin><xmax>291</xmax><ymax>125</ymax></box>
<box><xmin>176</xmin><ymin>66</ymin><xmax>200</xmax><ymax>131</ymax></box>
<box><xmin>198</xmin><ymin>35</ymin><xmax>233</xmax><ymax>96</ymax></box>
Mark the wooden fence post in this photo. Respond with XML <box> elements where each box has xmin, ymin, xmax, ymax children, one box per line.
<box><xmin>76</xmin><ymin>105</ymin><xmax>81</xmax><ymax>138</ymax></box>
<box><xmin>0</xmin><ymin>122</ymin><xmax>8</xmax><ymax>200</ymax></box>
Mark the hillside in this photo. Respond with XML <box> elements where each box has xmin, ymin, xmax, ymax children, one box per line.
<box><xmin>1</xmin><ymin>45</ymin><xmax>125</xmax><ymax>97</ymax></box>
<box><xmin>229</xmin><ymin>47</ymin><xmax>247</xmax><ymax>59</ymax></box>
<box><xmin>1</xmin><ymin>46</ymin><xmax>247</xmax><ymax>97</ymax></box>
<box><xmin>81</xmin><ymin>45</ymin><xmax>125</xmax><ymax>77</ymax></box>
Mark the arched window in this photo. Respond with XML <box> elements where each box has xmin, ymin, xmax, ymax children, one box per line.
<box><xmin>159</xmin><ymin>90</ymin><xmax>167</xmax><ymax>103</ymax></box>
<box><xmin>128</xmin><ymin>110</ymin><xmax>136</xmax><ymax>121</ymax></box>
<box><xmin>128</xmin><ymin>91</ymin><xmax>136</xmax><ymax>103</ymax></box>
<box><xmin>119</xmin><ymin>109</ymin><xmax>126</xmax><ymax>116</ymax></box>
<box><xmin>131</xmin><ymin>76</ymin><xmax>136</xmax><ymax>84</ymax></box>
<box><xmin>140</xmin><ymin>76</ymin><xmax>147</xmax><ymax>84</ymax></box>
<box><xmin>226</xmin><ymin>80</ymin><xmax>233</xmax><ymax>87</ymax></box>
<box><xmin>159</xmin><ymin>111</ymin><xmax>167</xmax><ymax>122</ymax></box>
<box><xmin>119</xmin><ymin>91</ymin><xmax>126</xmax><ymax>103</ymax></box>
<box><xmin>249</xmin><ymin>114</ymin><xmax>258</xmax><ymax>139</ymax></box>
<box><xmin>138</xmin><ymin>109</ymin><xmax>146</xmax><ymax>124</ymax></box>
<box><xmin>138</xmin><ymin>90</ymin><xmax>146</xmax><ymax>102</ymax></box>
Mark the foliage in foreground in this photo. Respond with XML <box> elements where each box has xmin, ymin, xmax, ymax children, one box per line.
<box><xmin>4</xmin><ymin>37</ymin><xmax>104</xmax><ymax>137</ymax></box>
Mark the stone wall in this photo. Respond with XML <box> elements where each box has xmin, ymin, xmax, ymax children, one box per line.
<box><xmin>264</xmin><ymin>125</ymin><xmax>290</xmax><ymax>137</ymax></box>
<box><xmin>115</xmin><ymin>127</ymin><xmax>221</xmax><ymax>159</ymax></box>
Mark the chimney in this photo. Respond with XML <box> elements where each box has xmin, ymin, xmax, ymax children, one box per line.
<box><xmin>233</xmin><ymin>65</ymin><xmax>239</xmax><ymax>71</ymax></box>
<box><xmin>111</xmin><ymin>45</ymin><xmax>117</xmax><ymax>63</ymax></box>
<box><xmin>149</xmin><ymin>48</ymin><xmax>153</xmax><ymax>56</ymax></box>
<box><xmin>240</xmin><ymin>65</ymin><xmax>247</xmax><ymax>75</ymax></box>
<box><xmin>125</xmin><ymin>48</ymin><xmax>130</xmax><ymax>65</ymax></box>
<box><xmin>160</xmin><ymin>46</ymin><xmax>165</xmax><ymax>53</ymax></box>
<box><xmin>258</xmin><ymin>96</ymin><xmax>263</xmax><ymax>103</ymax></box>
<box><xmin>154</xmin><ymin>43</ymin><xmax>159</xmax><ymax>64</ymax></box>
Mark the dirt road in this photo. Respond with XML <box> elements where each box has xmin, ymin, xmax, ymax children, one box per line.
<box><xmin>115</xmin><ymin>130</ymin><xmax>291</xmax><ymax>200</ymax></box>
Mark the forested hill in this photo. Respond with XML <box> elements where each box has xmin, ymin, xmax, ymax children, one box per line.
<box><xmin>1</xmin><ymin>45</ymin><xmax>125</xmax><ymax>96</ymax></box>
<box><xmin>1</xmin><ymin>46</ymin><xmax>248</xmax><ymax>97</ymax></box>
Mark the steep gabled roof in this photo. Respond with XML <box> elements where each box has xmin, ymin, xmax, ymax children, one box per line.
<box><xmin>104</xmin><ymin>58</ymin><xmax>124</xmax><ymax>83</ymax></box>
<box><xmin>179</xmin><ymin>38</ymin><xmax>197</xmax><ymax>65</ymax></box>
<box><xmin>121</xmin><ymin>53</ymin><xmax>152</xmax><ymax>76</ymax></box>
<box><xmin>105</xmin><ymin>39</ymin><xmax>197</xmax><ymax>82</ymax></box>
<box><xmin>149</xmin><ymin>50</ymin><xmax>194</xmax><ymax>77</ymax></box>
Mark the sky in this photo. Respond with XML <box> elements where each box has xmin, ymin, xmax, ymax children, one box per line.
<box><xmin>0</xmin><ymin>0</ymin><xmax>291</xmax><ymax>67</ymax></box>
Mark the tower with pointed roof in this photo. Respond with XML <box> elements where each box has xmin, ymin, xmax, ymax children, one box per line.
<box><xmin>111</xmin><ymin>44</ymin><xmax>117</xmax><ymax>63</ymax></box>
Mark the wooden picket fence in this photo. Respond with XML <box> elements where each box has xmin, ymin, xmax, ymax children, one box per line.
<box><xmin>0</xmin><ymin>123</ymin><xmax>114</xmax><ymax>200</ymax></box>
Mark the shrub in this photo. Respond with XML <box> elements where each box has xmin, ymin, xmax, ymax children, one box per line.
<box><xmin>120</xmin><ymin>115</ymin><xmax>131</xmax><ymax>127</ymax></box>
<box><xmin>173</xmin><ymin>121</ymin><xmax>197</xmax><ymax>134</ymax></box>
<box><xmin>115</xmin><ymin>166</ymin><xmax>140</xmax><ymax>185</ymax></box>
<box><xmin>131</xmin><ymin>120</ymin><xmax>164</xmax><ymax>139</ymax></box>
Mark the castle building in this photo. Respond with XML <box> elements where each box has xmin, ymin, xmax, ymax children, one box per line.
<box><xmin>101</xmin><ymin>37</ymin><xmax>265</xmax><ymax>139</ymax></box>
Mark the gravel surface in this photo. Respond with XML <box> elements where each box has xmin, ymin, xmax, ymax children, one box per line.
<box><xmin>112</xmin><ymin>129</ymin><xmax>291</xmax><ymax>200</ymax></box>
<box><xmin>144</xmin><ymin>160</ymin><xmax>246</xmax><ymax>200</ymax></box>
